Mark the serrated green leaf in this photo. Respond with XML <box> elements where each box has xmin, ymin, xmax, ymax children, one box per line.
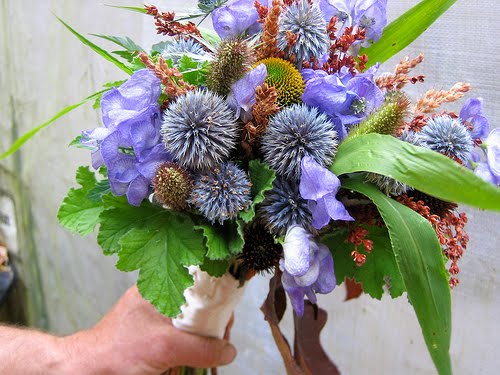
<box><xmin>177</xmin><ymin>56</ymin><xmax>208</xmax><ymax>86</ymax></box>
<box><xmin>361</xmin><ymin>0</ymin><xmax>458</xmax><ymax>67</ymax></box>
<box><xmin>86</xmin><ymin>180</ymin><xmax>111</xmax><ymax>203</ymax></box>
<box><xmin>68</xmin><ymin>135</ymin><xmax>94</xmax><ymax>150</ymax></box>
<box><xmin>117</xmin><ymin>211</ymin><xmax>205</xmax><ymax>317</ymax></box>
<box><xmin>240</xmin><ymin>160</ymin><xmax>276</xmax><ymax>223</ymax></box>
<box><xmin>342</xmin><ymin>175</ymin><xmax>452</xmax><ymax>375</ymax></box>
<box><xmin>195</xmin><ymin>220</ymin><xmax>244</xmax><ymax>260</ymax></box>
<box><xmin>200</xmin><ymin>258</ymin><xmax>230</xmax><ymax>278</ymax></box>
<box><xmin>97</xmin><ymin>199</ymin><xmax>162</xmax><ymax>255</ymax></box>
<box><xmin>321</xmin><ymin>226</ymin><xmax>405</xmax><ymax>299</ymax></box>
<box><xmin>1</xmin><ymin>89</ymin><xmax>109</xmax><ymax>160</ymax></box>
<box><xmin>57</xmin><ymin>167</ymin><xmax>105</xmax><ymax>236</ymax></box>
<box><xmin>332</xmin><ymin>134</ymin><xmax>500</xmax><ymax>211</ymax></box>
<box><xmin>56</xmin><ymin>17</ymin><xmax>133</xmax><ymax>75</ymax></box>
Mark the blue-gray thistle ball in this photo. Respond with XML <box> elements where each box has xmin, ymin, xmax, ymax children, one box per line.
<box><xmin>162</xmin><ymin>38</ymin><xmax>206</xmax><ymax>66</ymax></box>
<box><xmin>277</xmin><ymin>0</ymin><xmax>330</xmax><ymax>68</ymax></box>
<box><xmin>420</xmin><ymin>115</ymin><xmax>473</xmax><ymax>162</ymax></box>
<box><xmin>189</xmin><ymin>162</ymin><xmax>251</xmax><ymax>224</ymax></box>
<box><xmin>261</xmin><ymin>104</ymin><xmax>338</xmax><ymax>182</ymax></box>
<box><xmin>259</xmin><ymin>178</ymin><xmax>313</xmax><ymax>236</ymax></box>
<box><xmin>161</xmin><ymin>89</ymin><xmax>239</xmax><ymax>171</ymax></box>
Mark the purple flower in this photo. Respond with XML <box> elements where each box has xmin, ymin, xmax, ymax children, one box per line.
<box><xmin>82</xmin><ymin>69</ymin><xmax>169</xmax><ymax>206</ymax></box>
<box><xmin>320</xmin><ymin>0</ymin><xmax>387</xmax><ymax>46</ymax></box>
<box><xmin>228</xmin><ymin>64</ymin><xmax>267</xmax><ymax>121</ymax></box>
<box><xmin>212</xmin><ymin>0</ymin><xmax>270</xmax><ymax>39</ymax></box>
<box><xmin>299</xmin><ymin>156</ymin><xmax>354</xmax><ymax>229</ymax></box>
<box><xmin>280</xmin><ymin>226</ymin><xmax>336</xmax><ymax>317</ymax></box>
<box><xmin>471</xmin><ymin>129</ymin><xmax>500</xmax><ymax>186</ymax></box>
<box><xmin>460</xmin><ymin>98</ymin><xmax>490</xmax><ymax>139</ymax></box>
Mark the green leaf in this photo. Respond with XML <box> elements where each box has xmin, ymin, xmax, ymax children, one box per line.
<box><xmin>342</xmin><ymin>175</ymin><xmax>452</xmax><ymax>375</ymax></box>
<box><xmin>198</xmin><ymin>27</ymin><xmax>221</xmax><ymax>48</ymax></box>
<box><xmin>200</xmin><ymin>258</ymin><xmax>230</xmax><ymax>278</ymax></box>
<box><xmin>0</xmin><ymin>89</ymin><xmax>109</xmax><ymax>160</ymax></box>
<box><xmin>195</xmin><ymin>220</ymin><xmax>245</xmax><ymax>260</ymax></box>
<box><xmin>361</xmin><ymin>0</ymin><xmax>458</xmax><ymax>67</ymax></box>
<box><xmin>177</xmin><ymin>56</ymin><xmax>208</xmax><ymax>86</ymax></box>
<box><xmin>97</xmin><ymin>195</ymin><xmax>159</xmax><ymax>255</ymax></box>
<box><xmin>240</xmin><ymin>160</ymin><xmax>276</xmax><ymax>223</ymax></box>
<box><xmin>332</xmin><ymin>134</ymin><xmax>500</xmax><ymax>211</ymax></box>
<box><xmin>321</xmin><ymin>226</ymin><xmax>405</xmax><ymax>299</ymax></box>
<box><xmin>117</xmin><ymin>211</ymin><xmax>206</xmax><ymax>317</ymax></box>
<box><xmin>86</xmin><ymin>179</ymin><xmax>111</xmax><ymax>203</ymax></box>
<box><xmin>90</xmin><ymin>34</ymin><xmax>145</xmax><ymax>53</ymax></box>
<box><xmin>56</xmin><ymin>17</ymin><xmax>134</xmax><ymax>75</ymax></box>
<box><xmin>57</xmin><ymin>167</ymin><xmax>105</xmax><ymax>236</ymax></box>
<box><xmin>104</xmin><ymin>5</ymin><xmax>147</xmax><ymax>13</ymax></box>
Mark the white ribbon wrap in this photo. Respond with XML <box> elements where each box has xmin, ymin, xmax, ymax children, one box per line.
<box><xmin>172</xmin><ymin>266</ymin><xmax>246</xmax><ymax>339</ymax></box>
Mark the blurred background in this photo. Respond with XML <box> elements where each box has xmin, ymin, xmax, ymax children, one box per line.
<box><xmin>0</xmin><ymin>0</ymin><xmax>498</xmax><ymax>373</ymax></box>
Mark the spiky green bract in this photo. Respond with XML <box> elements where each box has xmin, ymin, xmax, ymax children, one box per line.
<box><xmin>261</xmin><ymin>104</ymin><xmax>338</xmax><ymax>181</ymax></box>
<box><xmin>161</xmin><ymin>89</ymin><xmax>238</xmax><ymax>171</ymax></box>
<box><xmin>277</xmin><ymin>0</ymin><xmax>330</xmax><ymax>68</ymax></box>
<box><xmin>259</xmin><ymin>178</ymin><xmax>313</xmax><ymax>236</ymax></box>
<box><xmin>347</xmin><ymin>92</ymin><xmax>410</xmax><ymax>140</ymax></box>
<box><xmin>206</xmin><ymin>39</ymin><xmax>255</xmax><ymax>96</ymax></box>
<box><xmin>258</xmin><ymin>57</ymin><xmax>304</xmax><ymax>106</ymax></box>
<box><xmin>152</xmin><ymin>162</ymin><xmax>192</xmax><ymax>210</ymax></box>
<box><xmin>190</xmin><ymin>162</ymin><xmax>251</xmax><ymax>224</ymax></box>
<box><xmin>420</xmin><ymin>115</ymin><xmax>473</xmax><ymax>163</ymax></box>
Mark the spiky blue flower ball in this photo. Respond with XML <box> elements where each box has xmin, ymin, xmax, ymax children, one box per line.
<box><xmin>161</xmin><ymin>89</ymin><xmax>239</xmax><ymax>170</ymax></box>
<box><xmin>162</xmin><ymin>38</ymin><xmax>206</xmax><ymax>66</ymax></box>
<box><xmin>261</xmin><ymin>104</ymin><xmax>338</xmax><ymax>181</ymax></box>
<box><xmin>277</xmin><ymin>0</ymin><xmax>330</xmax><ymax>67</ymax></box>
<box><xmin>420</xmin><ymin>115</ymin><xmax>473</xmax><ymax>162</ymax></box>
<box><xmin>259</xmin><ymin>178</ymin><xmax>313</xmax><ymax>236</ymax></box>
<box><xmin>189</xmin><ymin>162</ymin><xmax>251</xmax><ymax>224</ymax></box>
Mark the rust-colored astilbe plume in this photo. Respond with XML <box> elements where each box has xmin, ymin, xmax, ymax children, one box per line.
<box><xmin>322</xmin><ymin>17</ymin><xmax>367</xmax><ymax>75</ymax></box>
<box><xmin>255</xmin><ymin>0</ymin><xmax>284</xmax><ymax>60</ymax></box>
<box><xmin>376</xmin><ymin>54</ymin><xmax>425</xmax><ymax>91</ymax></box>
<box><xmin>414</xmin><ymin>82</ymin><xmax>471</xmax><ymax>114</ymax></box>
<box><xmin>139</xmin><ymin>52</ymin><xmax>194</xmax><ymax>106</ymax></box>
<box><xmin>397</xmin><ymin>194</ymin><xmax>469</xmax><ymax>287</ymax></box>
<box><xmin>347</xmin><ymin>226</ymin><xmax>374</xmax><ymax>266</ymax></box>
<box><xmin>145</xmin><ymin>4</ymin><xmax>201</xmax><ymax>38</ymax></box>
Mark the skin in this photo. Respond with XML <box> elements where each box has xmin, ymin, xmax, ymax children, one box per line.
<box><xmin>0</xmin><ymin>286</ymin><xmax>237</xmax><ymax>375</ymax></box>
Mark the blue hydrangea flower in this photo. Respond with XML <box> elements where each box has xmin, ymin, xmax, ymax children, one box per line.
<box><xmin>280</xmin><ymin>225</ymin><xmax>336</xmax><ymax>316</ymax></box>
<box><xmin>460</xmin><ymin>98</ymin><xmax>490</xmax><ymax>139</ymax></box>
<box><xmin>81</xmin><ymin>69</ymin><xmax>168</xmax><ymax>206</ymax></box>
<box><xmin>212</xmin><ymin>0</ymin><xmax>271</xmax><ymax>39</ymax></box>
<box><xmin>319</xmin><ymin>0</ymin><xmax>387</xmax><ymax>47</ymax></box>
<box><xmin>299</xmin><ymin>156</ymin><xmax>353</xmax><ymax>229</ymax></box>
<box><xmin>277</xmin><ymin>0</ymin><xmax>330</xmax><ymax>68</ymax></box>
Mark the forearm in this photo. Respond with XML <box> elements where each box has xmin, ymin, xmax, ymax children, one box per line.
<box><xmin>0</xmin><ymin>325</ymin><xmax>65</xmax><ymax>374</ymax></box>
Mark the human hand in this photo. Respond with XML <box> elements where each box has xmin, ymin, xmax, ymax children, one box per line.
<box><xmin>60</xmin><ymin>285</ymin><xmax>237</xmax><ymax>375</ymax></box>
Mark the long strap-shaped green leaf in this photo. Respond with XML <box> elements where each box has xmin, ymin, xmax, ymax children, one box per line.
<box><xmin>0</xmin><ymin>89</ymin><xmax>110</xmax><ymax>160</ymax></box>
<box><xmin>360</xmin><ymin>0</ymin><xmax>458</xmax><ymax>67</ymax></box>
<box><xmin>56</xmin><ymin>17</ymin><xmax>134</xmax><ymax>75</ymax></box>
<box><xmin>331</xmin><ymin>134</ymin><xmax>500</xmax><ymax>211</ymax></box>
<box><xmin>343</xmin><ymin>175</ymin><xmax>452</xmax><ymax>375</ymax></box>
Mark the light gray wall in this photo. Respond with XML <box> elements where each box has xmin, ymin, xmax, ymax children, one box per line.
<box><xmin>1</xmin><ymin>0</ymin><xmax>499</xmax><ymax>374</ymax></box>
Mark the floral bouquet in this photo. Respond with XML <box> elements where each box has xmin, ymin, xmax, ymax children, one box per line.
<box><xmin>2</xmin><ymin>0</ymin><xmax>500</xmax><ymax>374</ymax></box>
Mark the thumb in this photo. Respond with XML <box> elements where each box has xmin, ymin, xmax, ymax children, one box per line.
<box><xmin>166</xmin><ymin>329</ymin><xmax>237</xmax><ymax>368</ymax></box>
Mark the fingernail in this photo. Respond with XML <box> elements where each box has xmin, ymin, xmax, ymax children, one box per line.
<box><xmin>221</xmin><ymin>344</ymin><xmax>237</xmax><ymax>364</ymax></box>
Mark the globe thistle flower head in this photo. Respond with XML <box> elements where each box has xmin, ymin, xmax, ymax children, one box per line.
<box><xmin>259</xmin><ymin>178</ymin><xmax>313</xmax><ymax>236</ymax></box>
<box><xmin>257</xmin><ymin>57</ymin><xmax>305</xmax><ymax>106</ymax></box>
<box><xmin>162</xmin><ymin>38</ymin><xmax>206</xmax><ymax>66</ymax></box>
<box><xmin>189</xmin><ymin>162</ymin><xmax>251</xmax><ymax>224</ymax></box>
<box><xmin>277</xmin><ymin>0</ymin><xmax>330</xmax><ymax>68</ymax></box>
<box><xmin>206</xmin><ymin>38</ymin><xmax>256</xmax><ymax>96</ymax></box>
<box><xmin>399</xmin><ymin>129</ymin><xmax>424</xmax><ymax>147</ymax></box>
<box><xmin>161</xmin><ymin>89</ymin><xmax>239</xmax><ymax>171</ymax></box>
<box><xmin>261</xmin><ymin>104</ymin><xmax>338</xmax><ymax>181</ymax></box>
<box><xmin>420</xmin><ymin>115</ymin><xmax>473</xmax><ymax>162</ymax></box>
<box><xmin>152</xmin><ymin>162</ymin><xmax>192</xmax><ymax>210</ymax></box>
<box><xmin>366</xmin><ymin>173</ymin><xmax>410</xmax><ymax>196</ymax></box>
